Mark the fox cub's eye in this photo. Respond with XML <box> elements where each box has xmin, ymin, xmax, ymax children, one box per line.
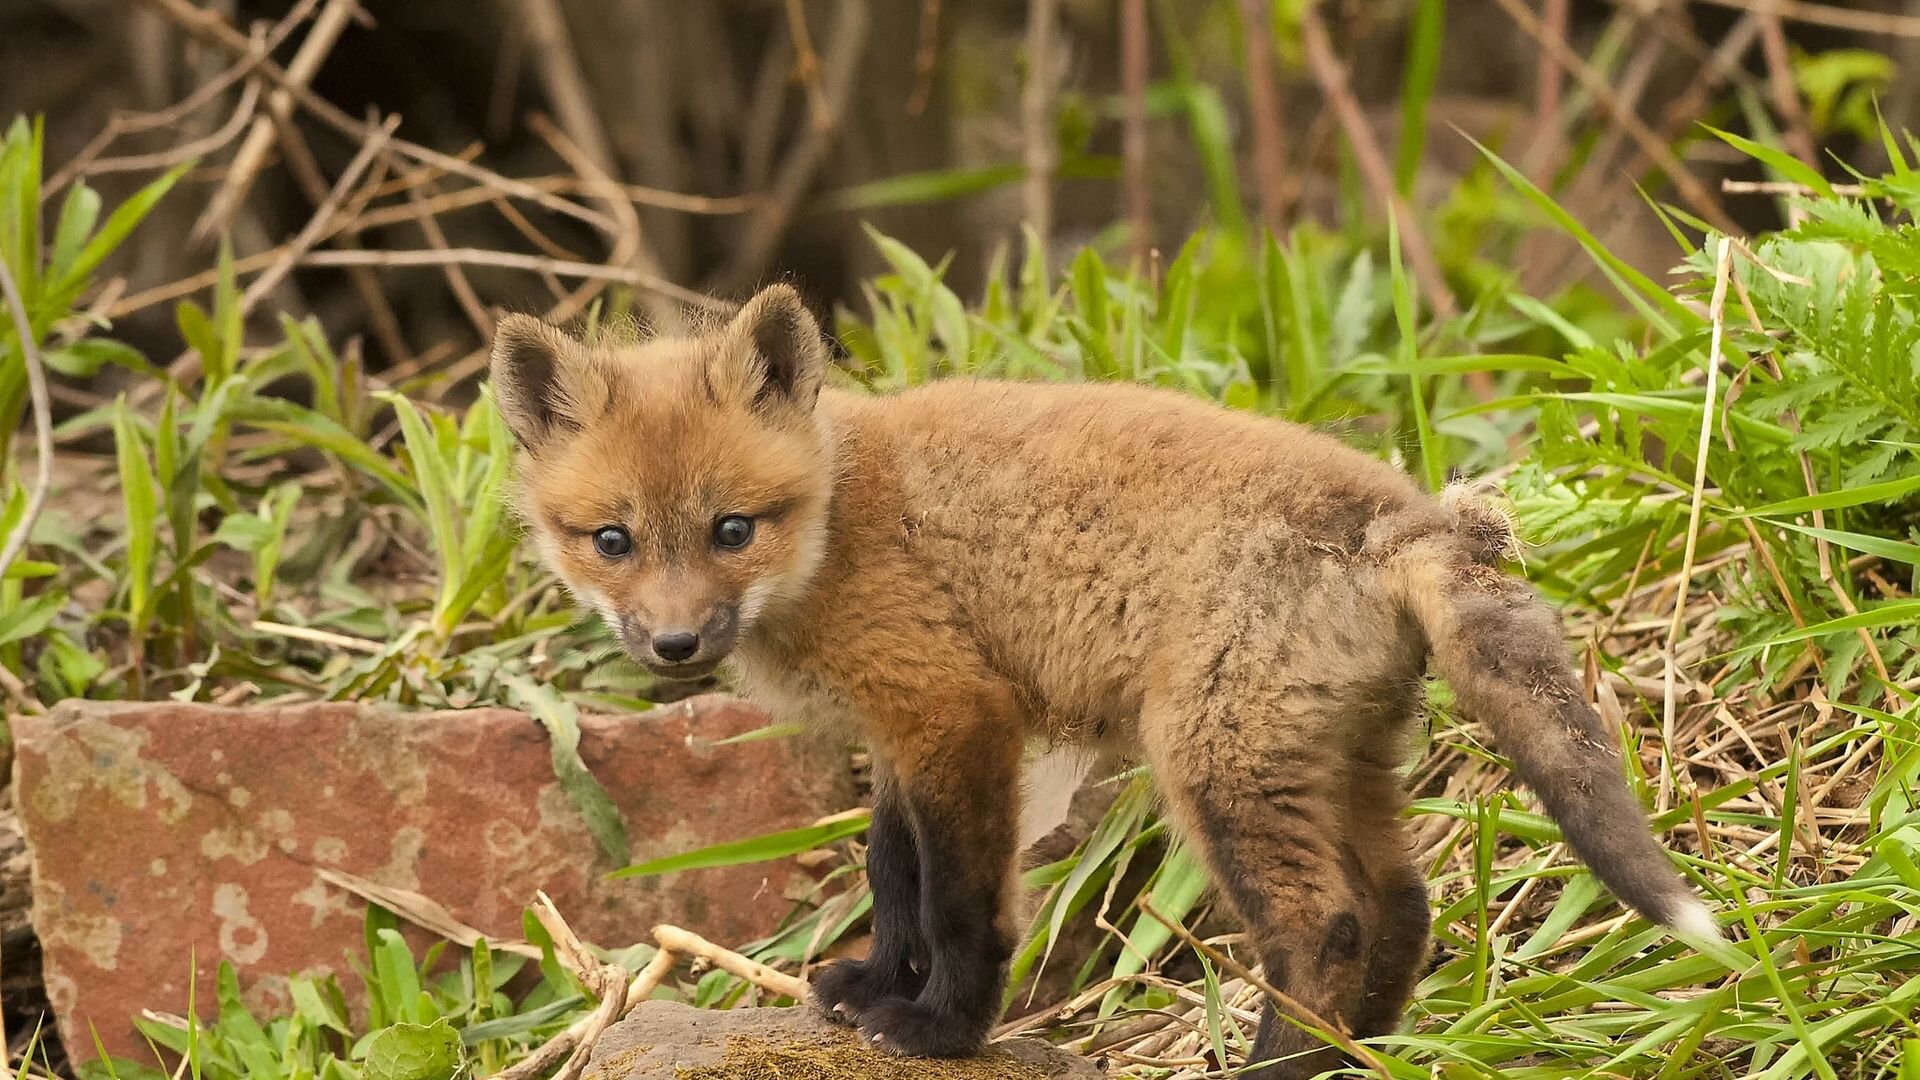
<box><xmin>592</xmin><ymin>526</ymin><xmax>633</xmax><ymax>558</ymax></box>
<box><xmin>713</xmin><ymin>515</ymin><xmax>755</xmax><ymax>550</ymax></box>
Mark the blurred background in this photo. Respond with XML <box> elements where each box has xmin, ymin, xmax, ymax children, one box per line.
<box><xmin>6</xmin><ymin>0</ymin><xmax>1916</xmax><ymax>368</ymax></box>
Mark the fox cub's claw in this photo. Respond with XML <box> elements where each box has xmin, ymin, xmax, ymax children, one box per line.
<box><xmin>856</xmin><ymin>997</ymin><xmax>991</xmax><ymax>1058</ymax></box>
<box><xmin>808</xmin><ymin>959</ymin><xmax>914</xmax><ymax>1027</ymax></box>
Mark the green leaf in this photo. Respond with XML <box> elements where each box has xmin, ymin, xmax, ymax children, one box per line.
<box><xmin>362</xmin><ymin>1019</ymin><xmax>466</xmax><ymax>1080</ymax></box>
<box><xmin>1753</xmin><ymin>599</ymin><xmax>1920</xmax><ymax>647</ymax></box>
<box><xmin>824</xmin><ymin>164</ymin><xmax>1025</xmax><ymax>211</ymax></box>
<box><xmin>1470</xmin><ymin>135</ymin><xmax>1696</xmax><ymax>332</ymax></box>
<box><xmin>49</xmin><ymin>182</ymin><xmax>101</xmax><ymax>282</ymax></box>
<box><xmin>1762</xmin><ymin>520</ymin><xmax>1920</xmax><ymax>566</ymax></box>
<box><xmin>611</xmin><ymin>813</ymin><xmax>870</xmax><ymax>879</ymax></box>
<box><xmin>1395</xmin><ymin>0</ymin><xmax>1444</xmax><ymax>197</ymax></box>
<box><xmin>58</xmin><ymin>163</ymin><xmax>188</xmax><ymax>297</ymax></box>
<box><xmin>1343</xmin><ymin>353</ymin><xmax>1568</xmax><ymax>377</ymax></box>
<box><xmin>1740</xmin><ymin>473</ymin><xmax>1920</xmax><ymax>516</ymax></box>
<box><xmin>111</xmin><ymin>397</ymin><xmax>158</xmax><ymax>625</ymax></box>
<box><xmin>503</xmin><ymin>675</ymin><xmax>630</xmax><ymax>864</ymax></box>
<box><xmin>1704</xmin><ymin>124</ymin><xmax>1835</xmax><ymax>198</ymax></box>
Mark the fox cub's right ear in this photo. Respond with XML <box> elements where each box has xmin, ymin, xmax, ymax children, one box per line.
<box><xmin>491</xmin><ymin>315</ymin><xmax>597</xmax><ymax>449</ymax></box>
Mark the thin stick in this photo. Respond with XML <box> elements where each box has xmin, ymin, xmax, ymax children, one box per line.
<box><xmin>493</xmin><ymin>948</ymin><xmax>678</xmax><ymax>1080</ymax></box>
<box><xmin>1723</xmin><ymin>179</ymin><xmax>1865</xmax><ymax>196</ymax></box>
<box><xmin>1489</xmin><ymin>0</ymin><xmax>1740</xmax><ymax>235</ymax></box>
<box><xmin>250</xmin><ymin>619</ymin><xmax>385</xmax><ymax>654</ymax></box>
<box><xmin>239</xmin><ymin>115</ymin><xmax>398</xmax><ymax>315</ymax></box>
<box><xmin>1528</xmin><ymin>0</ymin><xmax>1569</xmax><ymax>179</ymax></box>
<box><xmin>709</xmin><ymin>0</ymin><xmax>870</xmax><ymax>293</ymax></box>
<box><xmin>1121</xmin><ymin>0</ymin><xmax>1151</xmax><ymax>264</ymax></box>
<box><xmin>45</xmin><ymin>0</ymin><xmax>321</xmax><ymax>195</ymax></box>
<box><xmin>317</xmin><ymin>868</ymin><xmax>543</xmax><ymax>958</ymax></box>
<box><xmin>1661</xmin><ymin>236</ymin><xmax>1733</xmax><ymax>811</ymax></box>
<box><xmin>403</xmin><ymin>176</ymin><xmax>493</xmax><ymax>338</ymax></box>
<box><xmin>528</xmin><ymin>113</ymin><xmax>680</xmax><ymax>332</ymax></box>
<box><xmin>783</xmin><ymin>0</ymin><xmax>835</xmax><ymax>131</ymax></box>
<box><xmin>1020</xmin><ymin>0</ymin><xmax>1062</xmax><ymax>247</ymax></box>
<box><xmin>514</xmin><ymin>0</ymin><xmax>619</xmax><ymax>177</ymax></box>
<box><xmin>246</xmin><ymin>100</ymin><xmax>415</xmax><ymax>369</ymax></box>
<box><xmin>83</xmin><ymin>77</ymin><xmax>264</xmax><ymax>179</ymax></box>
<box><xmin>297</xmin><ymin>249</ymin><xmax>727</xmax><ymax>313</ymax></box>
<box><xmin>1298</xmin><ymin>7</ymin><xmax>1457</xmax><ymax>320</ymax></box>
<box><xmin>1136</xmin><ymin>900</ymin><xmax>1390</xmax><ymax>1078</ymax></box>
<box><xmin>905</xmin><ymin>0</ymin><xmax>942</xmax><ymax>117</ymax></box>
<box><xmin>651</xmin><ymin>924</ymin><xmax>809</xmax><ymax>1000</ymax></box>
<box><xmin>132</xmin><ymin>0</ymin><xmax>621</xmax><ymax>236</ymax></box>
<box><xmin>193</xmin><ymin>0</ymin><xmax>361</xmax><ymax>242</ymax></box>
<box><xmin>1689</xmin><ymin>0</ymin><xmax>1920</xmax><ymax>36</ymax></box>
<box><xmin>0</xmin><ymin>257</ymin><xmax>52</xmax><ymax>588</ymax></box>
<box><xmin>1237</xmin><ymin>0</ymin><xmax>1290</xmax><ymax>234</ymax></box>
<box><xmin>1755</xmin><ymin>0</ymin><xmax>1819</xmax><ymax>175</ymax></box>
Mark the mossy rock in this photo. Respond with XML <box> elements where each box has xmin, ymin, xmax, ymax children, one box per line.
<box><xmin>584</xmin><ymin>1001</ymin><xmax>1103</xmax><ymax>1079</ymax></box>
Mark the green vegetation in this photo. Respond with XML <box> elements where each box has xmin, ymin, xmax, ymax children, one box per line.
<box><xmin>7</xmin><ymin>29</ymin><xmax>1920</xmax><ymax>1080</ymax></box>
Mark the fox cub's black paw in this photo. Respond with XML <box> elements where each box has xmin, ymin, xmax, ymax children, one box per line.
<box><xmin>856</xmin><ymin>997</ymin><xmax>992</xmax><ymax>1058</ymax></box>
<box><xmin>809</xmin><ymin>959</ymin><xmax>917</xmax><ymax>1027</ymax></box>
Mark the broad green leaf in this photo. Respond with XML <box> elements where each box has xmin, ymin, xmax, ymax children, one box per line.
<box><xmin>363</xmin><ymin>1019</ymin><xmax>466</xmax><ymax>1080</ymax></box>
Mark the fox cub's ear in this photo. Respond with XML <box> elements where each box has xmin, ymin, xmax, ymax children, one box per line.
<box><xmin>723</xmin><ymin>284</ymin><xmax>825</xmax><ymax>413</ymax></box>
<box><xmin>491</xmin><ymin>315</ymin><xmax>597</xmax><ymax>449</ymax></box>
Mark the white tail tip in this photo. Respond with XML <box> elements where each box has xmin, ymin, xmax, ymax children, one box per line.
<box><xmin>1667</xmin><ymin>898</ymin><xmax>1724</xmax><ymax>944</ymax></box>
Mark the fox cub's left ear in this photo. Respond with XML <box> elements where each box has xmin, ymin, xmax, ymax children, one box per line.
<box><xmin>723</xmin><ymin>284</ymin><xmax>825</xmax><ymax>413</ymax></box>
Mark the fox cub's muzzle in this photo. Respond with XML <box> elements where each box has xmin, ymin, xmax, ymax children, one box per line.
<box><xmin>619</xmin><ymin>605</ymin><xmax>739</xmax><ymax>678</ymax></box>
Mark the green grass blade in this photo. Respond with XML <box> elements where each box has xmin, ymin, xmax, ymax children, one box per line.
<box><xmin>610</xmin><ymin>813</ymin><xmax>871</xmax><ymax>879</ymax></box>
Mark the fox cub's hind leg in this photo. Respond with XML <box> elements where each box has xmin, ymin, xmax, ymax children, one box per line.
<box><xmin>1343</xmin><ymin>759</ymin><xmax>1432</xmax><ymax>1040</ymax></box>
<box><xmin>1144</xmin><ymin>592</ymin><xmax>1424</xmax><ymax>1079</ymax></box>
<box><xmin>812</xmin><ymin>772</ymin><xmax>929</xmax><ymax>1022</ymax></box>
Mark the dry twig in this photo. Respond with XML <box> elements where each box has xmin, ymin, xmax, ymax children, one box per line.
<box><xmin>711</xmin><ymin>0</ymin><xmax>870</xmax><ymax>293</ymax></box>
<box><xmin>1490</xmin><ymin>0</ymin><xmax>1739</xmax><ymax>235</ymax></box>
<box><xmin>1021</xmin><ymin>0</ymin><xmax>1063</xmax><ymax>248</ymax></box>
<box><xmin>1755</xmin><ymin>0</ymin><xmax>1820</xmax><ymax>176</ymax></box>
<box><xmin>239</xmin><ymin>115</ymin><xmax>398</xmax><ymax>316</ymax></box>
<box><xmin>906</xmin><ymin>0</ymin><xmax>943</xmax><ymax>117</ymax></box>
<box><xmin>299</xmin><ymin>248</ymin><xmax>726</xmax><ymax>311</ymax></box>
<box><xmin>193</xmin><ymin>0</ymin><xmax>362</xmax><ymax>242</ymax></box>
<box><xmin>1662</xmin><ymin>235</ymin><xmax>1733</xmax><ymax>810</ymax></box>
<box><xmin>1689</xmin><ymin>0</ymin><xmax>1920</xmax><ymax>36</ymax></box>
<box><xmin>1237</xmin><ymin>0</ymin><xmax>1290</xmax><ymax>234</ymax></box>
<box><xmin>1121</xmin><ymin>0</ymin><xmax>1151</xmax><ymax>264</ymax></box>
<box><xmin>513</xmin><ymin>0</ymin><xmax>620</xmax><ymax>178</ymax></box>
<box><xmin>652</xmin><ymin>924</ymin><xmax>810</xmax><ymax>999</ymax></box>
<box><xmin>1298</xmin><ymin>7</ymin><xmax>1457</xmax><ymax>320</ymax></box>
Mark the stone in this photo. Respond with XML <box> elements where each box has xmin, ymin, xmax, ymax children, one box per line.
<box><xmin>584</xmin><ymin>1001</ymin><xmax>1105</xmax><ymax>1079</ymax></box>
<box><xmin>13</xmin><ymin>695</ymin><xmax>853</xmax><ymax>1065</ymax></box>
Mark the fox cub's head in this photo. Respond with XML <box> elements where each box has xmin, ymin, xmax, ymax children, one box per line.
<box><xmin>491</xmin><ymin>285</ymin><xmax>833</xmax><ymax>678</ymax></box>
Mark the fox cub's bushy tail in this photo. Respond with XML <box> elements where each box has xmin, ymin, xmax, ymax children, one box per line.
<box><xmin>1385</xmin><ymin>485</ymin><xmax>1718</xmax><ymax>940</ymax></box>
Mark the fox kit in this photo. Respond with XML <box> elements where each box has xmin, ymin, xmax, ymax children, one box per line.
<box><xmin>492</xmin><ymin>285</ymin><xmax>1717</xmax><ymax>1078</ymax></box>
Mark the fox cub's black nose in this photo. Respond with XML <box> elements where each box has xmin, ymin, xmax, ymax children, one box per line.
<box><xmin>651</xmin><ymin>632</ymin><xmax>700</xmax><ymax>663</ymax></box>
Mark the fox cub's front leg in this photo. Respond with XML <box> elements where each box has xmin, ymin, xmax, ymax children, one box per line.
<box><xmin>810</xmin><ymin>684</ymin><xmax>1025</xmax><ymax>1057</ymax></box>
<box><xmin>812</xmin><ymin>773</ymin><xmax>929</xmax><ymax>1021</ymax></box>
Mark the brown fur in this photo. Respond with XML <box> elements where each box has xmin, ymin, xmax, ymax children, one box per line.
<box><xmin>491</xmin><ymin>286</ymin><xmax>1713</xmax><ymax>1077</ymax></box>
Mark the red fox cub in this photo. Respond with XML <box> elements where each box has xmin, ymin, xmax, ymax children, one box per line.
<box><xmin>491</xmin><ymin>284</ymin><xmax>1717</xmax><ymax>1078</ymax></box>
